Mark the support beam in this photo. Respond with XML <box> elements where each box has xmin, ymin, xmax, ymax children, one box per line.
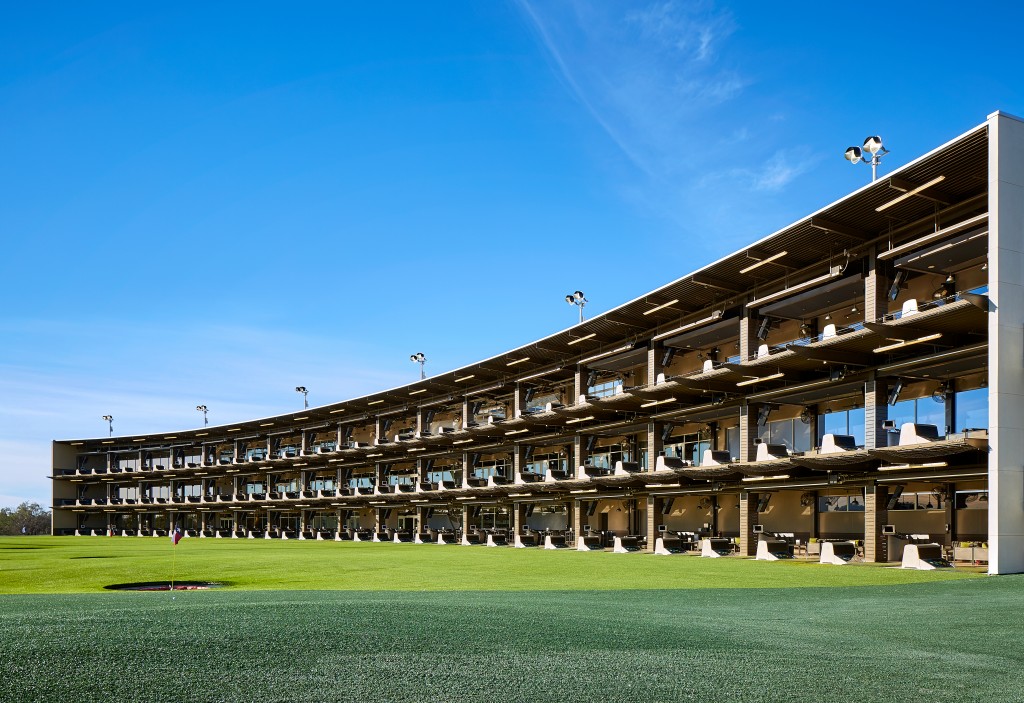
<box><xmin>987</xmin><ymin>110</ymin><xmax>1024</xmax><ymax>574</ymax></box>
<box><xmin>738</xmin><ymin>492</ymin><xmax>757</xmax><ymax>556</ymax></box>
<box><xmin>864</xmin><ymin>485</ymin><xmax>888</xmax><ymax>563</ymax></box>
<box><xmin>809</xmin><ymin>216</ymin><xmax>870</xmax><ymax>241</ymax></box>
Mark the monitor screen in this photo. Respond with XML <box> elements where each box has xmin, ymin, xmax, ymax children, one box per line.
<box><xmin>752</xmin><ymin>524</ymin><xmax>764</xmax><ymax>533</ymax></box>
<box><xmin>882</xmin><ymin>524</ymin><xmax>896</xmax><ymax>535</ymax></box>
<box><xmin>657</xmin><ymin>524</ymin><xmax>666</xmax><ymax>532</ymax></box>
<box><xmin>583</xmin><ymin>525</ymin><xmax>591</xmax><ymax>533</ymax></box>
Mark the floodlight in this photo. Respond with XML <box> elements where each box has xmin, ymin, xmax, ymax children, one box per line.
<box><xmin>409</xmin><ymin>352</ymin><xmax>427</xmax><ymax>379</ymax></box>
<box><xmin>844</xmin><ymin>135</ymin><xmax>889</xmax><ymax>180</ymax></box>
<box><xmin>565</xmin><ymin>290</ymin><xmax>588</xmax><ymax>322</ymax></box>
<box><xmin>863</xmin><ymin>136</ymin><xmax>884</xmax><ymax>154</ymax></box>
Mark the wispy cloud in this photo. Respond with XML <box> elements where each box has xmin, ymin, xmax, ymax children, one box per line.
<box><xmin>516</xmin><ymin>1</ymin><xmax>818</xmax><ymax>253</ymax></box>
<box><xmin>0</xmin><ymin>319</ymin><xmax>409</xmax><ymax>506</ymax></box>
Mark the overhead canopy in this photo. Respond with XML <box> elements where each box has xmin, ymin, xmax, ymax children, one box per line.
<box><xmin>661</xmin><ymin>317</ymin><xmax>738</xmax><ymax>350</ymax></box>
<box><xmin>894</xmin><ymin>227</ymin><xmax>988</xmax><ymax>274</ymax></box>
<box><xmin>758</xmin><ymin>275</ymin><xmax>864</xmax><ymax>321</ymax></box>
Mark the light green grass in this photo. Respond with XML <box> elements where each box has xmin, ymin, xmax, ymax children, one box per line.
<box><xmin>0</xmin><ymin>536</ymin><xmax>981</xmax><ymax>593</ymax></box>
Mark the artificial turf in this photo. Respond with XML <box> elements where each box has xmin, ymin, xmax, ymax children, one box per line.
<box><xmin>1</xmin><ymin>538</ymin><xmax>1019</xmax><ymax>702</ymax></box>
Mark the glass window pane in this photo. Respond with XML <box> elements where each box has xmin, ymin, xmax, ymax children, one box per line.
<box><xmin>769</xmin><ymin>419</ymin><xmax>791</xmax><ymax>448</ymax></box>
<box><xmin>848</xmin><ymin>408</ymin><xmax>865</xmax><ymax>446</ymax></box>
<box><xmin>956</xmin><ymin>387</ymin><xmax>988</xmax><ymax>431</ymax></box>
<box><xmin>916</xmin><ymin>397</ymin><xmax>946</xmax><ymax>433</ymax></box>
<box><xmin>794</xmin><ymin>419</ymin><xmax>811</xmax><ymax>452</ymax></box>
<box><xmin>889</xmin><ymin>399</ymin><xmax>915</xmax><ymax>428</ymax></box>
<box><xmin>726</xmin><ymin>427</ymin><xmax>740</xmax><ymax>458</ymax></box>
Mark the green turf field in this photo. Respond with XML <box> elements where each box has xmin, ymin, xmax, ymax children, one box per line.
<box><xmin>2</xmin><ymin>537</ymin><xmax>1021</xmax><ymax>702</ymax></box>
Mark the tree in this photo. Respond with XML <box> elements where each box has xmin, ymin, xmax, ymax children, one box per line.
<box><xmin>0</xmin><ymin>502</ymin><xmax>51</xmax><ymax>535</ymax></box>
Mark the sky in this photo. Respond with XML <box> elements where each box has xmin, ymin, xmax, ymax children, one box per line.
<box><xmin>2</xmin><ymin>1</ymin><xmax>1022</xmax><ymax>507</ymax></box>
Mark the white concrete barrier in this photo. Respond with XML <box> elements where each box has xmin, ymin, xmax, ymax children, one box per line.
<box><xmin>819</xmin><ymin>541</ymin><xmax>856</xmax><ymax>565</ymax></box>
<box><xmin>755</xmin><ymin>540</ymin><xmax>779</xmax><ymax>561</ymax></box>
<box><xmin>700</xmin><ymin>538</ymin><xmax>722</xmax><ymax>558</ymax></box>
<box><xmin>901</xmin><ymin>543</ymin><xmax>948</xmax><ymax>570</ymax></box>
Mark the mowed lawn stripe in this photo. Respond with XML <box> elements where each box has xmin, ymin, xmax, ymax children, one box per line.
<box><xmin>0</xmin><ymin>537</ymin><xmax>981</xmax><ymax>594</ymax></box>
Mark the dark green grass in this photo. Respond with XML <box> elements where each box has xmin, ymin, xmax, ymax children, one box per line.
<box><xmin>0</xmin><ymin>537</ymin><xmax>982</xmax><ymax>593</ymax></box>
<box><xmin>2</xmin><ymin>580</ymin><xmax>1024</xmax><ymax>702</ymax></box>
<box><xmin>0</xmin><ymin>538</ymin><xmax>1012</xmax><ymax>702</ymax></box>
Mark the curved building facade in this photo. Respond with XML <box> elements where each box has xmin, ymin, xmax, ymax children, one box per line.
<box><xmin>51</xmin><ymin>112</ymin><xmax>1024</xmax><ymax>574</ymax></box>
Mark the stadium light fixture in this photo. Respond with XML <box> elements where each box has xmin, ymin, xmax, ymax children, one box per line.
<box><xmin>410</xmin><ymin>352</ymin><xmax>427</xmax><ymax>380</ymax></box>
<box><xmin>295</xmin><ymin>386</ymin><xmax>309</xmax><ymax>409</ymax></box>
<box><xmin>565</xmin><ymin>290</ymin><xmax>587</xmax><ymax>323</ymax></box>
<box><xmin>102</xmin><ymin>415</ymin><xmax>113</xmax><ymax>437</ymax></box>
<box><xmin>196</xmin><ymin>405</ymin><xmax>208</xmax><ymax>426</ymax></box>
<box><xmin>844</xmin><ymin>135</ymin><xmax>889</xmax><ymax>181</ymax></box>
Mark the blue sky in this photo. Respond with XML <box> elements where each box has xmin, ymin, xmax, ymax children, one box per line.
<box><xmin>2</xmin><ymin>1</ymin><xmax>1022</xmax><ymax>506</ymax></box>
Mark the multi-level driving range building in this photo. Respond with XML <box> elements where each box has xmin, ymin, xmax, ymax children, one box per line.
<box><xmin>51</xmin><ymin>111</ymin><xmax>1024</xmax><ymax>574</ymax></box>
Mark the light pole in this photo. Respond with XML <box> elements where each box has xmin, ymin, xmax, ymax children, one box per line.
<box><xmin>565</xmin><ymin>290</ymin><xmax>587</xmax><ymax>323</ymax></box>
<box><xmin>102</xmin><ymin>415</ymin><xmax>113</xmax><ymax>437</ymax></box>
<box><xmin>844</xmin><ymin>135</ymin><xmax>889</xmax><ymax>181</ymax></box>
<box><xmin>295</xmin><ymin>386</ymin><xmax>309</xmax><ymax>409</ymax></box>
<box><xmin>196</xmin><ymin>405</ymin><xmax>208</xmax><ymax>426</ymax></box>
<box><xmin>409</xmin><ymin>353</ymin><xmax>426</xmax><ymax>380</ymax></box>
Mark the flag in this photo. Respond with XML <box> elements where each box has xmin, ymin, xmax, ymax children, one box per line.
<box><xmin>171</xmin><ymin>526</ymin><xmax>183</xmax><ymax>546</ymax></box>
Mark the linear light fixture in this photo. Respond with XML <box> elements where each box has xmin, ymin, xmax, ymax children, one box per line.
<box><xmin>506</xmin><ymin>357</ymin><xmax>531</xmax><ymax>366</ymax></box>
<box><xmin>517</xmin><ymin>366</ymin><xmax>563</xmax><ymax>382</ymax></box>
<box><xmin>409</xmin><ymin>389</ymin><xmax>427</xmax><ymax>395</ymax></box>
<box><xmin>568</xmin><ymin>333</ymin><xmax>597</xmax><ymax>345</ymax></box>
<box><xmin>640</xmin><ymin>397</ymin><xmax>676</xmax><ymax>408</ymax></box>
<box><xmin>329</xmin><ymin>409</ymin><xmax>345</xmax><ymax>414</ymax></box>
<box><xmin>453</xmin><ymin>438</ymin><xmax>474</xmax><ymax>445</ymax></box>
<box><xmin>293</xmin><ymin>416</ymin><xmax>309</xmax><ymax>421</ymax></box>
<box><xmin>227</xmin><ymin>428</ymin><xmax>241</xmax><ymax>432</ymax></box>
<box><xmin>368</xmin><ymin>400</ymin><xmax>384</xmax><ymax>406</ymax></box>
<box><xmin>736</xmin><ymin>372</ymin><xmax>784</xmax><ymax>387</ymax></box>
<box><xmin>407</xmin><ymin>447</ymin><xmax>426</xmax><ymax>453</ymax></box>
<box><xmin>260</xmin><ymin>423</ymin><xmax>274</xmax><ymax>427</ymax></box>
<box><xmin>643</xmin><ymin>299</ymin><xmax>679</xmax><ymax>316</ymax></box>
<box><xmin>196</xmin><ymin>432</ymin><xmax>208</xmax><ymax>437</ymax></box>
<box><xmin>746</xmin><ymin>268</ymin><xmax>842</xmax><ymax>308</ymax></box>
<box><xmin>874</xmin><ymin>333</ymin><xmax>942</xmax><ymax>354</ymax></box>
<box><xmin>876</xmin><ymin>175</ymin><xmax>946</xmax><ymax>212</ymax></box>
<box><xmin>877</xmin><ymin>461</ymin><xmax>948</xmax><ymax>472</ymax></box>
<box><xmin>652</xmin><ymin>310</ymin><xmax>724</xmax><ymax>341</ymax></box>
<box><xmin>454</xmin><ymin>374</ymin><xmax>476</xmax><ymax>383</ymax></box>
<box><xmin>741</xmin><ymin>474</ymin><xmax>790</xmax><ymax>482</ymax></box>
<box><xmin>505</xmin><ymin>428</ymin><xmax>529</xmax><ymax>435</ymax></box>
<box><xmin>877</xmin><ymin>471</ymin><xmax>985</xmax><ymax>482</ymax></box>
<box><xmin>739</xmin><ymin>251</ymin><xmax>788</xmax><ymax>275</ymax></box>
<box><xmin>579</xmin><ymin>344</ymin><xmax>634</xmax><ymax>365</ymax></box>
<box><xmin>163</xmin><ymin>436</ymin><xmax>177</xmax><ymax>440</ymax></box>
<box><xmin>565</xmin><ymin>415</ymin><xmax>596</xmax><ymax>424</ymax></box>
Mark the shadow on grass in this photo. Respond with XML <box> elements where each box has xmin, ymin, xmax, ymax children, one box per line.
<box><xmin>104</xmin><ymin>581</ymin><xmax>231</xmax><ymax>591</ymax></box>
